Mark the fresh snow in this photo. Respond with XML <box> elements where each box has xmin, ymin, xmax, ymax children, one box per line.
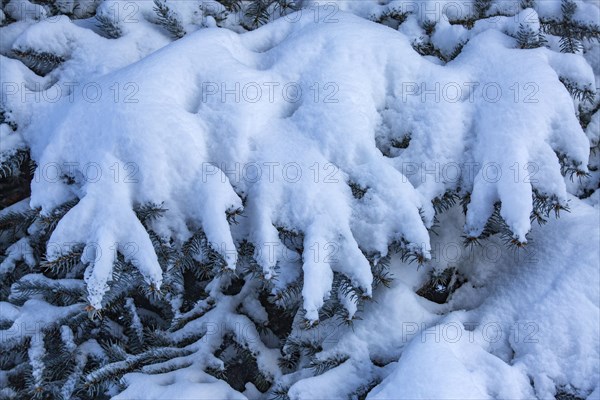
<box><xmin>0</xmin><ymin>0</ymin><xmax>598</xmax><ymax>398</ymax></box>
<box><xmin>106</xmin><ymin>196</ymin><xmax>600</xmax><ymax>400</ymax></box>
<box><xmin>114</xmin><ymin>369</ymin><xmax>247</xmax><ymax>400</ymax></box>
<box><xmin>365</xmin><ymin>198</ymin><xmax>600</xmax><ymax>400</ymax></box>
<box><xmin>3</xmin><ymin>6</ymin><xmax>593</xmax><ymax>316</ymax></box>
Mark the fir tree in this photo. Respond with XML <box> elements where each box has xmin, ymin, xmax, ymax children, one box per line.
<box><xmin>0</xmin><ymin>0</ymin><xmax>598</xmax><ymax>398</ymax></box>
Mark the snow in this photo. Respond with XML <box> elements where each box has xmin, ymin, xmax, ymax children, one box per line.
<box><xmin>0</xmin><ymin>237</ymin><xmax>35</xmax><ymax>274</ymax></box>
<box><xmin>0</xmin><ymin>0</ymin><xmax>598</xmax><ymax>398</ymax></box>
<box><xmin>463</xmin><ymin>197</ymin><xmax>600</xmax><ymax>398</ymax></box>
<box><xmin>367</xmin><ymin>317</ymin><xmax>533</xmax><ymax>400</ymax></box>
<box><xmin>0</xmin><ymin>299</ymin><xmax>83</xmax><ymax>342</ymax></box>
<box><xmin>112</xmin><ymin>278</ymin><xmax>283</xmax><ymax>399</ymax></box>
<box><xmin>114</xmin><ymin>368</ymin><xmax>246</xmax><ymax>400</ymax></box>
<box><xmin>281</xmin><ymin>195</ymin><xmax>599</xmax><ymax>399</ymax></box>
<box><xmin>289</xmin><ymin>358</ymin><xmax>374</xmax><ymax>400</ymax></box>
<box><xmin>588</xmin><ymin>110</ymin><xmax>600</xmax><ymax>147</ymax></box>
<box><xmin>364</xmin><ymin>197</ymin><xmax>598</xmax><ymax>399</ymax></box>
<box><xmin>3</xmin><ymin>5</ymin><xmax>591</xmax><ymax>317</ymax></box>
<box><xmin>125</xmin><ymin>297</ymin><xmax>144</xmax><ymax>344</ymax></box>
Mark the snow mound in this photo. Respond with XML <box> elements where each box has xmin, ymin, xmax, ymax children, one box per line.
<box><xmin>114</xmin><ymin>369</ymin><xmax>246</xmax><ymax>400</ymax></box>
<box><xmin>8</xmin><ymin>8</ymin><xmax>594</xmax><ymax>319</ymax></box>
<box><xmin>367</xmin><ymin>316</ymin><xmax>533</xmax><ymax>400</ymax></box>
<box><xmin>361</xmin><ymin>197</ymin><xmax>599</xmax><ymax>399</ymax></box>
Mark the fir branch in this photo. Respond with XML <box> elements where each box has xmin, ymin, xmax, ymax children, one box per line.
<box><xmin>399</xmin><ymin>245</ymin><xmax>428</xmax><ymax>265</ymax></box>
<box><xmin>40</xmin><ymin>244</ymin><xmax>84</xmax><ymax>277</ymax></box>
<box><xmin>532</xmin><ymin>190</ymin><xmax>570</xmax><ymax>221</ymax></box>
<box><xmin>243</xmin><ymin>0</ymin><xmax>298</xmax><ymax>29</ymax></box>
<box><xmin>153</xmin><ymin>0</ymin><xmax>186</xmax><ymax>39</ymax></box>
<box><xmin>83</xmin><ymin>347</ymin><xmax>193</xmax><ymax>392</ymax></box>
<box><xmin>370</xmin><ymin>8</ymin><xmax>409</xmax><ymax>27</ymax></box>
<box><xmin>218</xmin><ymin>0</ymin><xmax>243</xmax><ymax>13</ymax></box>
<box><xmin>101</xmin><ymin>259</ymin><xmax>145</xmax><ymax>308</ymax></box>
<box><xmin>169</xmin><ymin>299</ymin><xmax>215</xmax><ymax>332</ymax></box>
<box><xmin>559</xmin><ymin>78</ymin><xmax>596</xmax><ymax>103</ymax></box>
<box><xmin>270</xmin><ymin>385</ymin><xmax>291</xmax><ymax>400</ymax></box>
<box><xmin>270</xmin><ymin>281</ymin><xmax>302</xmax><ymax>313</ymax></box>
<box><xmin>9</xmin><ymin>275</ymin><xmax>86</xmax><ymax>306</ymax></box>
<box><xmin>226</xmin><ymin>207</ymin><xmax>244</xmax><ymax>225</ymax></box>
<box><xmin>171</xmin><ymin>230</ymin><xmax>223</xmax><ymax>279</ymax></box>
<box><xmin>0</xmin><ymin>149</ymin><xmax>29</xmax><ymax>180</ymax></box>
<box><xmin>277</xmin><ymin>226</ymin><xmax>304</xmax><ymax>253</ymax></box>
<box><xmin>391</xmin><ymin>134</ymin><xmax>411</xmax><ymax>149</ymax></box>
<box><xmin>540</xmin><ymin>0</ymin><xmax>600</xmax><ymax>53</ymax></box>
<box><xmin>516</xmin><ymin>23</ymin><xmax>548</xmax><ymax>49</ymax></box>
<box><xmin>134</xmin><ymin>202</ymin><xmax>168</xmax><ymax>226</ymax></box>
<box><xmin>349</xmin><ymin>181</ymin><xmax>368</xmax><ymax>200</ymax></box>
<box><xmin>371</xmin><ymin>258</ymin><xmax>393</xmax><ymax>289</ymax></box>
<box><xmin>245</xmin><ymin>1</ymin><xmax>268</xmax><ymax>27</ymax></box>
<box><xmin>13</xmin><ymin>50</ymin><xmax>64</xmax><ymax>76</ymax></box>
<box><xmin>474</xmin><ymin>0</ymin><xmax>492</xmax><ymax>18</ymax></box>
<box><xmin>332</xmin><ymin>274</ymin><xmax>364</xmax><ymax>306</ymax></box>
<box><xmin>101</xmin><ymin>341</ymin><xmax>128</xmax><ymax>363</ymax></box>
<box><xmin>432</xmin><ymin>191</ymin><xmax>460</xmax><ymax>215</ymax></box>
<box><xmin>309</xmin><ymin>354</ymin><xmax>349</xmax><ymax>375</ymax></box>
<box><xmin>556</xmin><ymin>151</ymin><xmax>590</xmax><ymax>180</ymax></box>
<box><xmin>0</xmin><ymin>208</ymin><xmax>37</xmax><ymax>240</ymax></box>
<box><xmin>239</xmin><ymin>240</ymin><xmax>273</xmax><ymax>283</ymax></box>
<box><xmin>464</xmin><ymin>203</ymin><xmax>531</xmax><ymax>249</ymax></box>
<box><xmin>578</xmin><ymin>101</ymin><xmax>600</xmax><ymax>130</ymax></box>
<box><xmin>95</xmin><ymin>13</ymin><xmax>122</xmax><ymax>39</ymax></box>
<box><xmin>37</xmin><ymin>199</ymin><xmax>79</xmax><ymax>238</ymax></box>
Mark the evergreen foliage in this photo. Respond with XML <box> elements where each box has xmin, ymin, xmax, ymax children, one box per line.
<box><xmin>516</xmin><ymin>23</ymin><xmax>548</xmax><ymax>49</ymax></box>
<box><xmin>0</xmin><ymin>149</ymin><xmax>30</xmax><ymax>180</ymax></box>
<box><xmin>540</xmin><ymin>0</ymin><xmax>600</xmax><ymax>53</ymax></box>
<box><xmin>12</xmin><ymin>50</ymin><xmax>64</xmax><ymax>76</ymax></box>
<box><xmin>153</xmin><ymin>0</ymin><xmax>186</xmax><ymax>39</ymax></box>
<box><xmin>95</xmin><ymin>14</ymin><xmax>122</xmax><ymax>39</ymax></box>
<box><xmin>0</xmin><ymin>0</ymin><xmax>598</xmax><ymax>398</ymax></box>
